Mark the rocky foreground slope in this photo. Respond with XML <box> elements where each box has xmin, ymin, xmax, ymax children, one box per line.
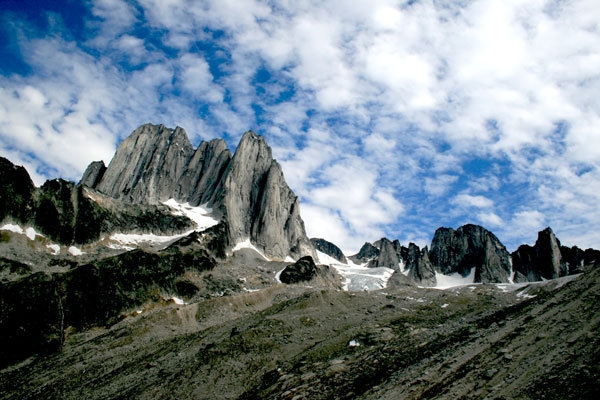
<box><xmin>1</xmin><ymin>262</ymin><xmax>598</xmax><ymax>399</ymax></box>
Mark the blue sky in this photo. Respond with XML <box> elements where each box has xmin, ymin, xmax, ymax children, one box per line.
<box><xmin>1</xmin><ymin>0</ymin><xmax>599</xmax><ymax>254</ymax></box>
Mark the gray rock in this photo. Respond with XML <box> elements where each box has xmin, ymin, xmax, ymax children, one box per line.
<box><xmin>95</xmin><ymin>124</ymin><xmax>195</xmax><ymax>204</ymax></box>
<box><xmin>368</xmin><ymin>238</ymin><xmax>400</xmax><ymax>269</ymax></box>
<box><xmin>429</xmin><ymin>224</ymin><xmax>512</xmax><ymax>283</ymax></box>
<box><xmin>79</xmin><ymin>160</ymin><xmax>106</xmax><ymax>188</ymax></box>
<box><xmin>310</xmin><ymin>238</ymin><xmax>347</xmax><ymax>264</ymax></box>
<box><xmin>85</xmin><ymin>125</ymin><xmax>313</xmax><ymax>260</ymax></box>
<box><xmin>211</xmin><ymin>132</ymin><xmax>314</xmax><ymax>260</ymax></box>
<box><xmin>176</xmin><ymin>139</ymin><xmax>231</xmax><ymax>206</ymax></box>
<box><xmin>408</xmin><ymin>246</ymin><xmax>437</xmax><ymax>287</ymax></box>
<box><xmin>536</xmin><ymin>227</ymin><xmax>566</xmax><ymax>278</ymax></box>
<box><xmin>0</xmin><ymin>156</ymin><xmax>35</xmax><ymax>223</ymax></box>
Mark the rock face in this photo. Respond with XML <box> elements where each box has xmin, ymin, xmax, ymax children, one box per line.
<box><xmin>0</xmin><ymin>158</ymin><xmax>193</xmax><ymax>245</ymax></box>
<box><xmin>91</xmin><ymin>124</ymin><xmax>231</xmax><ymax>206</ymax></box>
<box><xmin>408</xmin><ymin>246</ymin><xmax>437</xmax><ymax>287</ymax></box>
<box><xmin>210</xmin><ymin>131</ymin><xmax>314</xmax><ymax>260</ymax></box>
<box><xmin>429</xmin><ymin>224</ymin><xmax>512</xmax><ymax>283</ymax></box>
<box><xmin>84</xmin><ymin>124</ymin><xmax>313</xmax><ymax>260</ymax></box>
<box><xmin>561</xmin><ymin>246</ymin><xmax>600</xmax><ymax>275</ymax></box>
<box><xmin>368</xmin><ymin>238</ymin><xmax>401</xmax><ymax>269</ymax></box>
<box><xmin>310</xmin><ymin>238</ymin><xmax>347</xmax><ymax>263</ymax></box>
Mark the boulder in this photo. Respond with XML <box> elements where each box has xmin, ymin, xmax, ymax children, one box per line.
<box><xmin>279</xmin><ymin>256</ymin><xmax>318</xmax><ymax>284</ymax></box>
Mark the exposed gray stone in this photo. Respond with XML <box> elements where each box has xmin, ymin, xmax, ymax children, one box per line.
<box><xmin>79</xmin><ymin>160</ymin><xmax>106</xmax><ymax>188</ymax></box>
<box><xmin>210</xmin><ymin>132</ymin><xmax>314</xmax><ymax>260</ymax></box>
<box><xmin>368</xmin><ymin>238</ymin><xmax>400</xmax><ymax>269</ymax></box>
<box><xmin>408</xmin><ymin>246</ymin><xmax>437</xmax><ymax>287</ymax></box>
<box><xmin>95</xmin><ymin>124</ymin><xmax>195</xmax><ymax>204</ymax></box>
<box><xmin>84</xmin><ymin>125</ymin><xmax>314</xmax><ymax>260</ymax></box>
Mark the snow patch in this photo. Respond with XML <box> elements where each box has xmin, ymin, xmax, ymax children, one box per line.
<box><xmin>47</xmin><ymin>244</ymin><xmax>60</xmax><ymax>255</ymax></box>
<box><xmin>171</xmin><ymin>296</ymin><xmax>185</xmax><ymax>305</ymax></box>
<box><xmin>25</xmin><ymin>227</ymin><xmax>40</xmax><ymax>240</ymax></box>
<box><xmin>163</xmin><ymin>199</ymin><xmax>219</xmax><ymax>231</ymax></box>
<box><xmin>433</xmin><ymin>267</ymin><xmax>476</xmax><ymax>289</ymax></box>
<box><xmin>109</xmin><ymin>231</ymin><xmax>192</xmax><ymax>249</ymax></box>
<box><xmin>316</xmin><ymin>250</ymin><xmax>344</xmax><ymax>265</ymax></box>
<box><xmin>232</xmin><ymin>238</ymin><xmax>270</xmax><ymax>261</ymax></box>
<box><xmin>68</xmin><ymin>246</ymin><xmax>84</xmax><ymax>256</ymax></box>
<box><xmin>1</xmin><ymin>224</ymin><xmax>43</xmax><ymax>240</ymax></box>
<box><xmin>285</xmin><ymin>256</ymin><xmax>295</xmax><ymax>263</ymax></box>
<box><xmin>275</xmin><ymin>268</ymin><xmax>285</xmax><ymax>283</ymax></box>
<box><xmin>1</xmin><ymin>223</ymin><xmax>24</xmax><ymax>234</ymax></box>
<box><xmin>399</xmin><ymin>259</ymin><xmax>410</xmax><ymax>276</ymax></box>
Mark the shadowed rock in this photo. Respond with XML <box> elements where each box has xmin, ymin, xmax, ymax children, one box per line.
<box><xmin>512</xmin><ymin>227</ymin><xmax>567</xmax><ymax>281</ymax></box>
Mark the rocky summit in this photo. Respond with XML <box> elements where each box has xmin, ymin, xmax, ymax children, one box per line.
<box><xmin>1</xmin><ymin>123</ymin><xmax>599</xmax><ymax>399</ymax></box>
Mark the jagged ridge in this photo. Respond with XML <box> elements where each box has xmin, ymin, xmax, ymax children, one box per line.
<box><xmin>80</xmin><ymin>124</ymin><xmax>314</xmax><ymax>260</ymax></box>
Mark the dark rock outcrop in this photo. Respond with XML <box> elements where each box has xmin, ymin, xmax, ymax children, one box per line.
<box><xmin>429</xmin><ymin>224</ymin><xmax>511</xmax><ymax>283</ymax></box>
<box><xmin>0</xmin><ymin>248</ymin><xmax>217</xmax><ymax>368</ymax></box>
<box><xmin>279</xmin><ymin>256</ymin><xmax>318</xmax><ymax>284</ymax></box>
<box><xmin>512</xmin><ymin>227</ymin><xmax>569</xmax><ymax>281</ymax></box>
<box><xmin>0</xmin><ymin>157</ymin><xmax>193</xmax><ymax>245</ymax></box>
<box><xmin>0</xmin><ymin>156</ymin><xmax>35</xmax><ymax>224</ymax></box>
<box><xmin>560</xmin><ymin>246</ymin><xmax>600</xmax><ymax>275</ymax></box>
<box><xmin>310</xmin><ymin>238</ymin><xmax>347</xmax><ymax>263</ymax></box>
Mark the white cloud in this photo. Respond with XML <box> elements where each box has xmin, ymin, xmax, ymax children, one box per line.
<box><xmin>452</xmin><ymin>194</ymin><xmax>494</xmax><ymax>209</ymax></box>
<box><xmin>2</xmin><ymin>0</ymin><xmax>600</xmax><ymax>253</ymax></box>
<box><xmin>178</xmin><ymin>54</ymin><xmax>223</xmax><ymax>102</ymax></box>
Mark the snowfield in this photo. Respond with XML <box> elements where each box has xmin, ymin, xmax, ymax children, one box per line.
<box><xmin>163</xmin><ymin>199</ymin><xmax>219</xmax><ymax>231</ymax></box>
<box><xmin>431</xmin><ymin>267</ymin><xmax>476</xmax><ymax>289</ymax></box>
<box><xmin>316</xmin><ymin>251</ymin><xmax>394</xmax><ymax>291</ymax></box>
<box><xmin>1</xmin><ymin>224</ymin><xmax>42</xmax><ymax>240</ymax></box>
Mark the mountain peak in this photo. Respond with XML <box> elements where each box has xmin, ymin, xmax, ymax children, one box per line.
<box><xmin>80</xmin><ymin>123</ymin><xmax>313</xmax><ymax>261</ymax></box>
